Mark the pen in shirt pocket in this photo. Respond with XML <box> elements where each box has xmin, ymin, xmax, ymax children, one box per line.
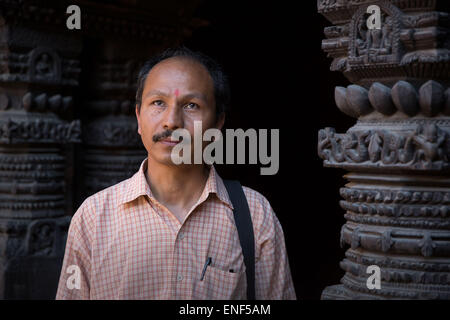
<box><xmin>200</xmin><ymin>257</ymin><xmax>212</xmax><ymax>281</ymax></box>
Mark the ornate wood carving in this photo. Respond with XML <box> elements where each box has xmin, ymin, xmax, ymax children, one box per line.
<box><xmin>318</xmin><ymin>0</ymin><xmax>450</xmax><ymax>299</ymax></box>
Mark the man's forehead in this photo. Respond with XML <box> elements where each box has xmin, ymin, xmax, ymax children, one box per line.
<box><xmin>143</xmin><ymin>57</ymin><xmax>214</xmax><ymax>93</ymax></box>
<box><xmin>143</xmin><ymin>89</ymin><xmax>207</xmax><ymax>102</ymax></box>
<box><xmin>148</xmin><ymin>56</ymin><xmax>209</xmax><ymax>79</ymax></box>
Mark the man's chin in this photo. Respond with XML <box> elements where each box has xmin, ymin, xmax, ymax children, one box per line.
<box><xmin>149</xmin><ymin>152</ymin><xmax>181</xmax><ymax>167</ymax></box>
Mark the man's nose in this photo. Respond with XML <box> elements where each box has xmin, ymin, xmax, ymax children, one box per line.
<box><xmin>162</xmin><ymin>102</ymin><xmax>183</xmax><ymax>130</ymax></box>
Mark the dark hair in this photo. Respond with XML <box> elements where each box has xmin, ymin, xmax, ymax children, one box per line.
<box><xmin>135</xmin><ymin>47</ymin><xmax>230</xmax><ymax>117</ymax></box>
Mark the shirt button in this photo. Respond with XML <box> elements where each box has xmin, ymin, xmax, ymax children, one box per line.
<box><xmin>179</xmin><ymin>233</ymin><xmax>185</xmax><ymax>240</ymax></box>
<box><xmin>177</xmin><ymin>274</ymin><xmax>183</xmax><ymax>281</ymax></box>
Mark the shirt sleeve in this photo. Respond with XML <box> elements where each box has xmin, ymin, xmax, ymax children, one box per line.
<box><xmin>244</xmin><ymin>187</ymin><xmax>297</xmax><ymax>300</ymax></box>
<box><xmin>55</xmin><ymin>199</ymin><xmax>94</xmax><ymax>300</ymax></box>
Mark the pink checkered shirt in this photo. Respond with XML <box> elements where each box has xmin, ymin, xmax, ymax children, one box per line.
<box><xmin>56</xmin><ymin>158</ymin><xmax>296</xmax><ymax>300</ymax></box>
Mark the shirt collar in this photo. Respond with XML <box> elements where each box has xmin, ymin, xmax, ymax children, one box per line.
<box><xmin>198</xmin><ymin>164</ymin><xmax>234</xmax><ymax>210</ymax></box>
<box><xmin>119</xmin><ymin>157</ymin><xmax>153</xmax><ymax>206</ymax></box>
<box><xmin>119</xmin><ymin>158</ymin><xmax>234</xmax><ymax>210</ymax></box>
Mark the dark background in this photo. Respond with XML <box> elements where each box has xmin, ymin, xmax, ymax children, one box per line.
<box><xmin>180</xmin><ymin>0</ymin><xmax>354</xmax><ymax>299</ymax></box>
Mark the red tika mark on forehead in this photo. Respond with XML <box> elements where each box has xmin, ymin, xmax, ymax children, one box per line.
<box><xmin>174</xmin><ymin>89</ymin><xmax>179</xmax><ymax>97</ymax></box>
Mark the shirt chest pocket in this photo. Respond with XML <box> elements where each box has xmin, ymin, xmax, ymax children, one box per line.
<box><xmin>193</xmin><ymin>264</ymin><xmax>247</xmax><ymax>300</ymax></box>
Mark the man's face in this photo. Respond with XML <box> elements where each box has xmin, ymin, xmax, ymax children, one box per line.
<box><xmin>136</xmin><ymin>57</ymin><xmax>224</xmax><ymax>166</ymax></box>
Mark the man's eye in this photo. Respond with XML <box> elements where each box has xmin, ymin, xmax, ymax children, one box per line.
<box><xmin>184</xmin><ymin>102</ymin><xmax>199</xmax><ymax>110</ymax></box>
<box><xmin>151</xmin><ymin>100</ymin><xmax>164</xmax><ymax>106</ymax></box>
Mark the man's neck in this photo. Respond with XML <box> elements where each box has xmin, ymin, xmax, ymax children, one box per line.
<box><xmin>144</xmin><ymin>156</ymin><xmax>210</xmax><ymax>222</ymax></box>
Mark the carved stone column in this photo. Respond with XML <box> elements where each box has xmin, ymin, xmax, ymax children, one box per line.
<box><xmin>317</xmin><ymin>0</ymin><xmax>450</xmax><ymax>299</ymax></box>
<box><xmin>0</xmin><ymin>1</ymin><xmax>81</xmax><ymax>299</ymax></box>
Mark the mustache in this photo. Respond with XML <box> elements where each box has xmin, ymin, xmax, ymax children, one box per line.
<box><xmin>152</xmin><ymin>129</ymin><xmax>174</xmax><ymax>143</ymax></box>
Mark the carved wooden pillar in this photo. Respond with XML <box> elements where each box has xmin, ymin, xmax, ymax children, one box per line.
<box><xmin>318</xmin><ymin>0</ymin><xmax>450</xmax><ymax>299</ymax></box>
<box><xmin>0</xmin><ymin>1</ymin><xmax>81</xmax><ymax>299</ymax></box>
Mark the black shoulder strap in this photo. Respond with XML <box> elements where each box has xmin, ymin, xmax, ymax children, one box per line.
<box><xmin>222</xmin><ymin>179</ymin><xmax>255</xmax><ymax>300</ymax></box>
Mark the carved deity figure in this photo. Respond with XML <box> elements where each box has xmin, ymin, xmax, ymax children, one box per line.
<box><xmin>318</xmin><ymin>127</ymin><xmax>346</xmax><ymax>162</ymax></box>
<box><xmin>356</xmin><ymin>18</ymin><xmax>368</xmax><ymax>55</ymax></box>
<box><xmin>343</xmin><ymin>131</ymin><xmax>370</xmax><ymax>163</ymax></box>
<box><xmin>411</xmin><ymin>124</ymin><xmax>446</xmax><ymax>168</ymax></box>
<box><xmin>380</xmin><ymin>131</ymin><xmax>403</xmax><ymax>164</ymax></box>
<box><xmin>356</xmin><ymin>12</ymin><xmax>394</xmax><ymax>59</ymax></box>
<box><xmin>380</xmin><ymin>16</ymin><xmax>393</xmax><ymax>54</ymax></box>
<box><xmin>367</xmin><ymin>27</ymin><xmax>383</xmax><ymax>51</ymax></box>
<box><xmin>35</xmin><ymin>53</ymin><xmax>53</xmax><ymax>79</ymax></box>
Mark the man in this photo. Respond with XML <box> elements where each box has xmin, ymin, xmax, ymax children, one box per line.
<box><xmin>56</xmin><ymin>47</ymin><xmax>296</xmax><ymax>300</ymax></box>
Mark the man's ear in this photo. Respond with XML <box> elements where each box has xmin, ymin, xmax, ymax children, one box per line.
<box><xmin>215</xmin><ymin>112</ymin><xmax>225</xmax><ymax>131</ymax></box>
<box><xmin>135</xmin><ymin>105</ymin><xmax>142</xmax><ymax>135</ymax></box>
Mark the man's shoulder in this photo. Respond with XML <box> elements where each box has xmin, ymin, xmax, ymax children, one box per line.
<box><xmin>242</xmin><ymin>186</ymin><xmax>271</xmax><ymax>210</ymax></box>
<box><xmin>73</xmin><ymin>177</ymin><xmax>132</xmax><ymax>220</ymax></box>
<box><xmin>239</xmin><ymin>185</ymin><xmax>283</xmax><ymax>245</ymax></box>
<box><xmin>91</xmin><ymin>177</ymin><xmax>131</xmax><ymax>201</ymax></box>
<box><xmin>240</xmin><ymin>185</ymin><xmax>276</xmax><ymax>221</ymax></box>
